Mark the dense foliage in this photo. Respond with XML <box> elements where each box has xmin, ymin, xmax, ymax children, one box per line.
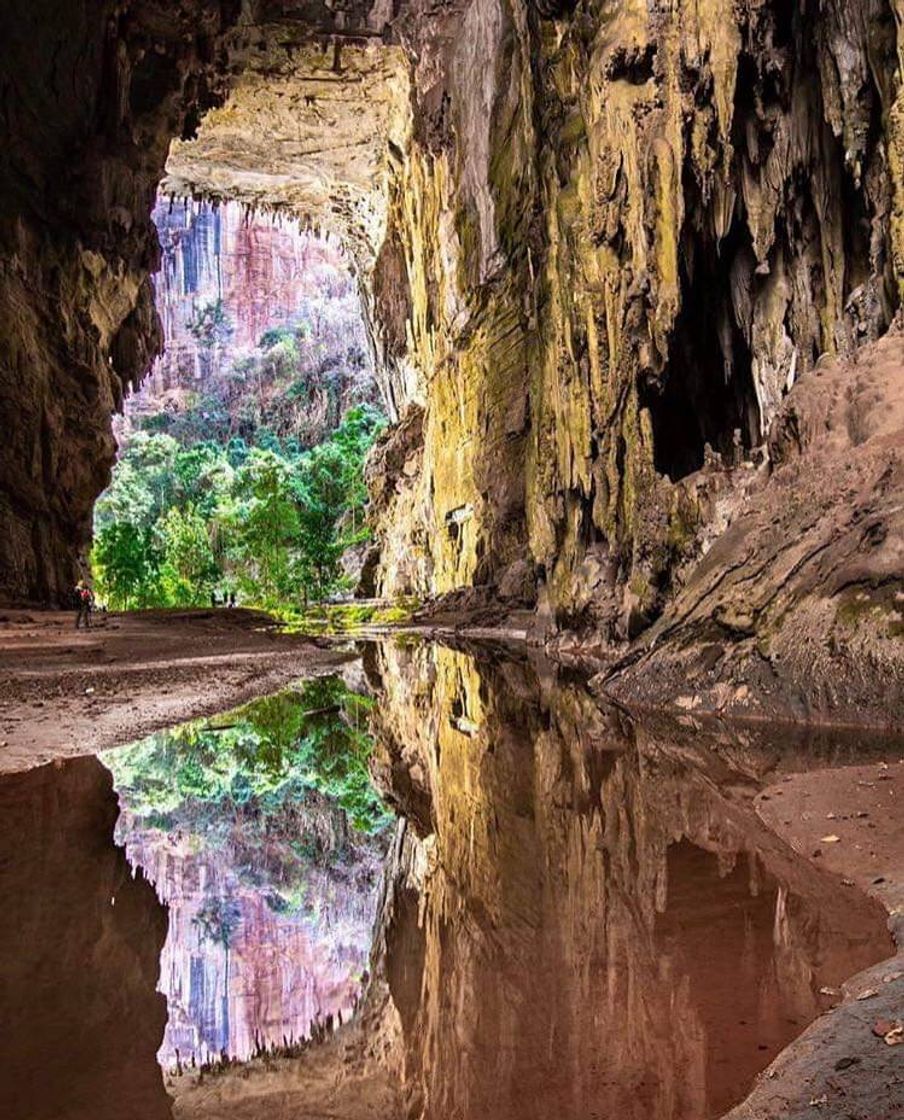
<box><xmin>92</xmin><ymin>404</ymin><xmax>385</xmax><ymax>610</ymax></box>
<box><xmin>110</xmin><ymin>677</ymin><xmax>391</xmax><ymax>834</ymax></box>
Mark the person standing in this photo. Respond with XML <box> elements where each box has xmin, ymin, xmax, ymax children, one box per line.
<box><xmin>74</xmin><ymin>580</ymin><xmax>93</xmax><ymax>630</ymax></box>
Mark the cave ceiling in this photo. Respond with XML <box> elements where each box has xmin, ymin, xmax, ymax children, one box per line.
<box><xmin>161</xmin><ymin>23</ymin><xmax>411</xmax><ymax>268</ymax></box>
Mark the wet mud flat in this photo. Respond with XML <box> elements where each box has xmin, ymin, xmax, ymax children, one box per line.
<box><xmin>0</xmin><ymin>608</ymin><xmax>352</xmax><ymax>773</ymax></box>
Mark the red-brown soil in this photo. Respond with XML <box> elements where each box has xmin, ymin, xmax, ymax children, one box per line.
<box><xmin>0</xmin><ymin>608</ymin><xmax>352</xmax><ymax>773</ymax></box>
<box><xmin>726</xmin><ymin>759</ymin><xmax>904</xmax><ymax>1119</ymax></box>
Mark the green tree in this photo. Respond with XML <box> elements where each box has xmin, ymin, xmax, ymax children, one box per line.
<box><xmin>92</xmin><ymin>390</ymin><xmax>386</xmax><ymax>610</ymax></box>
<box><xmin>157</xmin><ymin>504</ymin><xmax>220</xmax><ymax>605</ymax></box>
<box><xmin>230</xmin><ymin>450</ymin><xmax>300</xmax><ymax>606</ymax></box>
<box><xmin>186</xmin><ymin>298</ymin><xmax>232</xmax><ymax>349</ymax></box>
<box><xmin>92</xmin><ymin>521</ymin><xmax>161</xmax><ymax>609</ymax></box>
<box><xmin>293</xmin><ymin>443</ymin><xmax>348</xmax><ymax>600</ymax></box>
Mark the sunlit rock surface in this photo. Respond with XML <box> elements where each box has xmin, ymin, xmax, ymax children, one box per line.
<box><xmin>118</xmin><ymin>196</ymin><xmax>375</xmax><ymax>447</ymax></box>
<box><xmin>149</xmin><ymin>199</ymin><xmax>366</xmax><ymax>375</ymax></box>
<box><xmin>364</xmin><ymin>642</ymin><xmax>894</xmax><ymax>1120</ymax></box>
<box><xmin>0</xmin><ymin>758</ymin><xmax>169</xmax><ymax>1120</ymax></box>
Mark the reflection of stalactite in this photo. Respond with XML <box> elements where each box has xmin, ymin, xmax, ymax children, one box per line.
<box><xmin>366</xmin><ymin>642</ymin><xmax>893</xmax><ymax>1120</ymax></box>
<box><xmin>116</xmin><ymin>805</ymin><xmax>385</xmax><ymax>1067</ymax></box>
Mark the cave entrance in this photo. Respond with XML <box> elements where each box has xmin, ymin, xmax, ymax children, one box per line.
<box><xmin>89</xmin><ymin>30</ymin><xmax>411</xmax><ymax>615</ymax></box>
<box><xmin>642</xmin><ymin>210</ymin><xmax>760</xmax><ymax>483</ymax></box>
<box><xmin>93</xmin><ymin>193</ymin><xmax>385</xmax><ymax>613</ymax></box>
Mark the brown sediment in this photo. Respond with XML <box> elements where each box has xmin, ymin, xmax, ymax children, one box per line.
<box><xmin>0</xmin><ymin>608</ymin><xmax>353</xmax><ymax>774</ymax></box>
<box><xmin>721</xmin><ymin>760</ymin><xmax>904</xmax><ymax>1120</ymax></box>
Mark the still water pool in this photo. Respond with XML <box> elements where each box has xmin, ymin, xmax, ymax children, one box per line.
<box><xmin>0</xmin><ymin>640</ymin><xmax>895</xmax><ymax>1120</ymax></box>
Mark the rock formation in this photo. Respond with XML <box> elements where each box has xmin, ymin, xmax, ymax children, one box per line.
<box><xmin>0</xmin><ymin>0</ymin><xmax>902</xmax><ymax>715</ymax></box>
<box><xmin>363</xmin><ymin>641</ymin><xmax>894</xmax><ymax>1118</ymax></box>
<box><xmin>121</xmin><ymin>197</ymin><xmax>374</xmax><ymax>445</ymax></box>
<box><xmin>117</xmin><ymin>790</ymin><xmax>386</xmax><ymax>1067</ymax></box>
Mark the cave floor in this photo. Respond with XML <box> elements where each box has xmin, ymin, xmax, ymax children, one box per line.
<box><xmin>0</xmin><ymin>607</ymin><xmax>353</xmax><ymax>774</ymax></box>
<box><xmin>725</xmin><ymin>764</ymin><xmax>904</xmax><ymax>1119</ymax></box>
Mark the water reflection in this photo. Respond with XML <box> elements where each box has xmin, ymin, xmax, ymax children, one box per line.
<box><xmin>366</xmin><ymin>641</ymin><xmax>896</xmax><ymax>1120</ymax></box>
<box><xmin>107</xmin><ymin>676</ymin><xmax>392</xmax><ymax>1067</ymax></box>
<box><xmin>0</xmin><ymin>758</ymin><xmax>169</xmax><ymax>1120</ymax></box>
<box><xmin>0</xmin><ymin>643</ymin><xmax>898</xmax><ymax>1120</ymax></box>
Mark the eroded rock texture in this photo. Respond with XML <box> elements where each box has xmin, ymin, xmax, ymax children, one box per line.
<box><xmin>363</xmin><ymin>642</ymin><xmax>894</xmax><ymax>1118</ymax></box>
<box><xmin>603</xmin><ymin>330</ymin><xmax>904</xmax><ymax>724</ymax></box>
<box><xmin>368</xmin><ymin>0</ymin><xmax>904</xmax><ymax>626</ymax></box>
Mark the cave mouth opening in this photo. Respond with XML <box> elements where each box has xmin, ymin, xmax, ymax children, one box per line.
<box><xmin>105</xmin><ymin>673</ymin><xmax>394</xmax><ymax>1069</ymax></box>
<box><xmin>93</xmin><ymin>191</ymin><xmax>386</xmax><ymax>613</ymax></box>
<box><xmin>123</xmin><ymin>192</ymin><xmax>378</xmax><ymax>451</ymax></box>
<box><xmin>642</xmin><ymin>209</ymin><xmax>761</xmax><ymax>484</ymax></box>
<box><xmin>85</xmin><ymin>23</ymin><xmax>414</xmax><ymax>614</ymax></box>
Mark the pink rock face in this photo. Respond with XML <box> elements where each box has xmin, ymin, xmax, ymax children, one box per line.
<box><xmin>116</xmin><ymin>807</ymin><xmax>384</xmax><ymax>1067</ymax></box>
<box><xmin>116</xmin><ymin>196</ymin><xmax>374</xmax><ymax>444</ymax></box>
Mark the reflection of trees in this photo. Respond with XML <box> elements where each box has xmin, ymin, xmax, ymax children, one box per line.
<box><xmin>109</xmin><ymin>677</ymin><xmax>392</xmax><ymax>913</ymax></box>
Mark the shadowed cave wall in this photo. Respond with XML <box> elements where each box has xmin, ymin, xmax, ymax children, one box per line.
<box><xmin>1</xmin><ymin>0</ymin><xmax>903</xmax><ymax>650</ymax></box>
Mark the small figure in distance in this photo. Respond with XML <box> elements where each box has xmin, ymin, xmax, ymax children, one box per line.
<box><xmin>74</xmin><ymin>579</ymin><xmax>94</xmax><ymax>630</ymax></box>
<box><xmin>229</xmin><ymin>590</ymin><xmax>237</xmax><ymax>609</ymax></box>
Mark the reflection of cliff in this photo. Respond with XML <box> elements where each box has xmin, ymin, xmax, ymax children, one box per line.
<box><xmin>365</xmin><ymin>643</ymin><xmax>894</xmax><ymax>1120</ymax></box>
<box><xmin>0</xmin><ymin>759</ymin><xmax>169</xmax><ymax>1120</ymax></box>
<box><xmin>117</xmin><ymin>795</ymin><xmax>385</xmax><ymax>1067</ymax></box>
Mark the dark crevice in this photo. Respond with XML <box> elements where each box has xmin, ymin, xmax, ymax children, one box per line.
<box><xmin>642</xmin><ymin>192</ymin><xmax>760</xmax><ymax>482</ymax></box>
<box><xmin>644</xmin><ymin>0</ymin><xmax>899</xmax><ymax>485</ymax></box>
<box><xmin>605</xmin><ymin>43</ymin><xmax>656</xmax><ymax>86</ymax></box>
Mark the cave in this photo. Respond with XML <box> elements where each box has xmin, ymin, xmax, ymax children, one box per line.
<box><xmin>3</xmin><ymin>3</ymin><xmax>904</xmax><ymax>1114</ymax></box>
<box><xmin>1</xmin><ymin>0</ymin><xmax>901</xmax><ymax>621</ymax></box>
<box><xmin>642</xmin><ymin>208</ymin><xmax>761</xmax><ymax>481</ymax></box>
<box><xmin>641</xmin><ymin>0</ymin><xmax>898</xmax><ymax>486</ymax></box>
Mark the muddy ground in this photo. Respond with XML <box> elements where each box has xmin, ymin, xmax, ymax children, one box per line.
<box><xmin>0</xmin><ymin>607</ymin><xmax>354</xmax><ymax>773</ymax></box>
<box><xmin>725</xmin><ymin>761</ymin><xmax>904</xmax><ymax>1119</ymax></box>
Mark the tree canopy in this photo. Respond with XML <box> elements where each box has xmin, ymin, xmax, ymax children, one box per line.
<box><xmin>92</xmin><ymin>405</ymin><xmax>385</xmax><ymax>610</ymax></box>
